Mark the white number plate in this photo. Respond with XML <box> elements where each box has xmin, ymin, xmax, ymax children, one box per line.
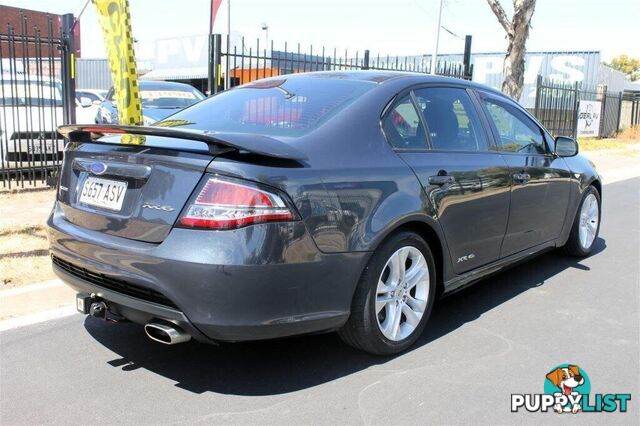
<box><xmin>27</xmin><ymin>141</ymin><xmax>55</xmax><ymax>154</ymax></box>
<box><xmin>79</xmin><ymin>177</ymin><xmax>128</xmax><ymax>211</ymax></box>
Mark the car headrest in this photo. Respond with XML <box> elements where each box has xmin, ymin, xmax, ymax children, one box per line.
<box><xmin>423</xmin><ymin>98</ymin><xmax>459</xmax><ymax>149</ymax></box>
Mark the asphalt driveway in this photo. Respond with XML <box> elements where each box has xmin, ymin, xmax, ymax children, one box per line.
<box><xmin>1</xmin><ymin>177</ymin><xmax>638</xmax><ymax>425</ymax></box>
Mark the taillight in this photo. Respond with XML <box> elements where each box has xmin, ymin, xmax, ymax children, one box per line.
<box><xmin>177</xmin><ymin>177</ymin><xmax>296</xmax><ymax>229</ymax></box>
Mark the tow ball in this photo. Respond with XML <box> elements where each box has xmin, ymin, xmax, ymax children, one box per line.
<box><xmin>89</xmin><ymin>301</ymin><xmax>108</xmax><ymax>319</ymax></box>
<box><xmin>76</xmin><ymin>293</ymin><xmax>125</xmax><ymax>322</ymax></box>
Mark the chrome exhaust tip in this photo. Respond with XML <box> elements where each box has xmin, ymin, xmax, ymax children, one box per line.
<box><xmin>144</xmin><ymin>323</ymin><xmax>191</xmax><ymax>345</ymax></box>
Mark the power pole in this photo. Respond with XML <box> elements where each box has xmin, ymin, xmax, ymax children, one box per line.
<box><xmin>430</xmin><ymin>0</ymin><xmax>444</xmax><ymax>75</ymax></box>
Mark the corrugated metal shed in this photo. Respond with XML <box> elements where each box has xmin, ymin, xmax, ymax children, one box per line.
<box><xmin>436</xmin><ymin>51</ymin><xmax>606</xmax><ymax>107</ymax></box>
<box><xmin>76</xmin><ymin>59</ymin><xmax>112</xmax><ymax>90</ymax></box>
<box><xmin>597</xmin><ymin>64</ymin><xmax>630</xmax><ymax>93</ymax></box>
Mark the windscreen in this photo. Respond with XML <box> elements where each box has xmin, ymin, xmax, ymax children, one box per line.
<box><xmin>157</xmin><ymin>78</ymin><xmax>375</xmax><ymax>136</ymax></box>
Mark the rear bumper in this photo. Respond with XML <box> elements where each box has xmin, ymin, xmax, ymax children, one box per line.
<box><xmin>47</xmin><ymin>203</ymin><xmax>368</xmax><ymax>342</ymax></box>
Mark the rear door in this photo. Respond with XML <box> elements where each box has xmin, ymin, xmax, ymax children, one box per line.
<box><xmin>476</xmin><ymin>91</ymin><xmax>571</xmax><ymax>256</ymax></box>
<box><xmin>385</xmin><ymin>86</ymin><xmax>511</xmax><ymax>274</ymax></box>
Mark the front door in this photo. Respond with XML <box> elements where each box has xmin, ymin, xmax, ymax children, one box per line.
<box><xmin>383</xmin><ymin>86</ymin><xmax>511</xmax><ymax>274</ymax></box>
<box><xmin>477</xmin><ymin>91</ymin><xmax>571</xmax><ymax>256</ymax></box>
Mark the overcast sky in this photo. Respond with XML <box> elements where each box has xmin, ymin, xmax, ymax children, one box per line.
<box><xmin>3</xmin><ymin>0</ymin><xmax>639</xmax><ymax>62</ymax></box>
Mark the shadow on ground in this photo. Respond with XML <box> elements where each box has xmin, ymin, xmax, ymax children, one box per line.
<box><xmin>85</xmin><ymin>238</ymin><xmax>606</xmax><ymax>396</ymax></box>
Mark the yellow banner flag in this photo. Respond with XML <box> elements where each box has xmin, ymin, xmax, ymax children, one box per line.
<box><xmin>93</xmin><ymin>0</ymin><xmax>142</xmax><ymax>126</ymax></box>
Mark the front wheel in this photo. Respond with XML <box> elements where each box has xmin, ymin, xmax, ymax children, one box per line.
<box><xmin>563</xmin><ymin>186</ymin><xmax>601</xmax><ymax>257</ymax></box>
<box><xmin>338</xmin><ymin>231</ymin><xmax>436</xmax><ymax>355</ymax></box>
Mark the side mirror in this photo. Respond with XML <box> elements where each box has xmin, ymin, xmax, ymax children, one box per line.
<box><xmin>554</xmin><ymin>136</ymin><xmax>578</xmax><ymax>157</ymax></box>
<box><xmin>80</xmin><ymin>97</ymin><xmax>92</xmax><ymax>108</ymax></box>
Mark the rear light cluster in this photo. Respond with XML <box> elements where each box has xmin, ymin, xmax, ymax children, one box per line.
<box><xmin>177</xmin><ymin>177</ymin><xmax>296</xmax><ymax>229</ymax></box>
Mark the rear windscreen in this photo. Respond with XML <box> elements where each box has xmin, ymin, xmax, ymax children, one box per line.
<box><xmin>157</xmin><ymin>78</ymin><xmax>375</xmax><ymax>136</ymax></box>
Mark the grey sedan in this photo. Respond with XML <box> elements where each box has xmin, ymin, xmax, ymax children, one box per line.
<box><xmin>50</xmin><ymin>71</ymin><xmax>601</xmax><ymax>355</ymax></box>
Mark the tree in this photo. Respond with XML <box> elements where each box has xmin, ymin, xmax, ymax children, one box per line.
<box><xmin>609</xmin><ymin>55</ymin><xmax>640</xmax><ymax>81</ymax></box>
<box><xmin>486</xmin><ymin>0</ymin><xmax>537</xmax><ymax>101</ymax></box>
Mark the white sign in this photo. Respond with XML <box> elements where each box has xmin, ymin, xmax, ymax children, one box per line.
<box><xmin>577</xmin><ymin>101</ymin><xmax>602</xmax><ymax>137</ymax></box>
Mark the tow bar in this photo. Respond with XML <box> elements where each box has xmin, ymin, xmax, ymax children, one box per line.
<box><xmin>76</xmin><ymin>293</ymin><xmax>126</xmax><ymax>322</ymax></box>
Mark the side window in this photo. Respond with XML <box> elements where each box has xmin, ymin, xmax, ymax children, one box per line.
<box><xmin>413</xmin><ymin>87</ymin><xmax>488</xmax><ymax>151</ymax></box>
<box><xmin>382</xmin><ymin>95</ymin><xmax>427</xmax><ymax>149</ymax></box>
<box><xmin>483</xmin><ymin>98</ymin><xmax>546</xmax><ymax>154</ymax></box>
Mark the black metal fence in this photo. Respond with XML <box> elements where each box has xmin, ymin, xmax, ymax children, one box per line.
<box><xmin>533</xmin><ymin>75</ymin><xmax>627</xmax><ymax>139</ymax></box>
<box><xmin>0</xmin><ymin>12</ymin><xmax>76</xmax><ymax>189</ymax></box>
<box><xmin>208</xmin><ymin>34</ymin><xmax>473</xmax><ymax>94</ymax></box>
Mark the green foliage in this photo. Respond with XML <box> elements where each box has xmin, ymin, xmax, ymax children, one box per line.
<box><xmin>608</xmin><ymin>55</ymin><xmax>640</xmax><ymax>81</ymax></box>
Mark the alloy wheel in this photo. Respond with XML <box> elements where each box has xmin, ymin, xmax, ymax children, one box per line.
<box><xmin>578</xmin><ymin>193</ymin><xmax>599</xmax><ymax>250</ymax></box>
<box><xmin>375</xmin><ymin>246</ymin><xmax>430</xmax><ymax>341</ymax></box>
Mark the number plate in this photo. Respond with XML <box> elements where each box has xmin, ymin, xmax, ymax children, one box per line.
<box><xmin>27</xmin><ymin>141</ymin><xmax>55</xmax><ymax>154</ymax></box>
<box><xmin>79</xmin><ymin>177</ymin><xmax>128</xmax><ymax>211</ymax></box>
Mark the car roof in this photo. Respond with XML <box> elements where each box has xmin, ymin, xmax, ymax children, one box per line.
<box><xmin>255</xmin><ymin>70</ymin><xmax>506</xmax><ymax>97</ymax></box>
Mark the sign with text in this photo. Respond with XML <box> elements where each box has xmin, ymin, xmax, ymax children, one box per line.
<box><xmin>577</xmin><ymin>101</ymin><xmax>601</xmax><ymax>137</ymax></box>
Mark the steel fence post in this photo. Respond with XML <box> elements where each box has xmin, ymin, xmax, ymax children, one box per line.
<box><xmin>207</xmin><ymin>33</ymin><xmax>215</xmax><ymax>95</ymax></box>
<box><xmin>572</xmin><ymin>81</ymin><xmax>580</xmax><ymax>140</ymax></box>
<box><xmin>616</xmin><ymin>93</ymin><xmax>623</xmax><ymax>134</ymax></box>
<box><xmin>599</xmin><ymin>86</ymin><xmax>607</xmax><ymax>138</ymax></box>
<box><xmin>534</xmin><ymin>74</ymin><xmax>542</xmax><ymax>118</ymax></box>
<box><xmin>60</xmin><ymin>13</ymin><xmax>76</xmax><ymax>126</ymax></box>
<box><xmin>463</xmin><ymin>35</ymin><xmax>472</xmax><ymax>80</ymax></box>
<box><xmin>212</xmin><ymin>34</ymin><xmax>222</xmax><ymax>93</ymax></box>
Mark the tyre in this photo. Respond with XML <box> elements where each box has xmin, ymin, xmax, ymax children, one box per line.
<box><xmin>338</xmin><ymin>231</ymin><xmax>436</xmax><ymax>355</ymax></box>
<box><xmin>563</xmin><ymin>185</ymin><xmax>601</xmax><ymax>257</ymax></box>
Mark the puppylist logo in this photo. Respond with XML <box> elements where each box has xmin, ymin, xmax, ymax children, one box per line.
<box><xmin>511</xmin><ymin>364</ymin><xmax>631</xmax><ymax>414</ymax></box>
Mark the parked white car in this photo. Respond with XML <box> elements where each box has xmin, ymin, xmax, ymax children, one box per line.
<box><xmin>0</xmin><ymin>75</ymin><xmax>95</xmax><ymax>169</ymax></box>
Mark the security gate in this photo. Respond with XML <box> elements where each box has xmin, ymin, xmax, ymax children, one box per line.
<box><xmin>0</xmin><ymin>11</ymin><xmax>76</xmax><ymax>189</ymax></box>
<box><xmin>533</xmin><ymin>75</ymin><xmax>625</xmax><ymax>139</ymax></box>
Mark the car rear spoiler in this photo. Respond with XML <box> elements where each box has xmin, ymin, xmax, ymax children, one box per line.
<box><xmin>57</xmin><ymin>124</ymin><xmax>308</xmax><ymax>161</ymax></box>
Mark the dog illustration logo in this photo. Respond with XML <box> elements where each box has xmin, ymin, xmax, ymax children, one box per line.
<box><xmin>545</xmin><ymin>365</ymin><xmax>587</xmax><ymax>413</ymax></box>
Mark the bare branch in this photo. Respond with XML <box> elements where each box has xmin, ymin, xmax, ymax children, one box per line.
<box><xmin>485</xmin><ymin>0</ymin><xmax>513</xmax><ymax>35</ymax></box>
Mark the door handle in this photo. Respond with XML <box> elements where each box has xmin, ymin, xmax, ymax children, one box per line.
<box><xmin>512</xmin><ymin>172</ymin><xmax>531</xmax><ymax>184</ymax></box>
<box><xmin>428</xmin><ymin>174</ymin><xmax>455</xmax><ymax>186</ymax></box>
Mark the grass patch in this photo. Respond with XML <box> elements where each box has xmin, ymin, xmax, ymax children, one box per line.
<box><xmin>578</xmin><ymin>137</ymin><xmax>639</xmax><ymax>151</ymax></box>
<box><xmin>0</xmin><ymin>224</ymin><xmax>54</xmax><ymax>288</ymax></box>
<box><xmin>578</xmin><ymin>126</ymin><xmax>640</xmax><ymax>151</ymax></box>
<box><xmin>617</xmin><ymin>126</ymin><xmax>640</xmax><ymax>140</ymax></box>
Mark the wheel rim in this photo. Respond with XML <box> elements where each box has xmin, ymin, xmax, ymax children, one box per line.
<box><xmin>375</xmin><ymin>246</ymin><xmax>430</xmax><ymax>341</ymax></box>
<box><xmin>578</xmin><ymin>193</ymin><xmax>599</xmax><ymax>250</ymax></box>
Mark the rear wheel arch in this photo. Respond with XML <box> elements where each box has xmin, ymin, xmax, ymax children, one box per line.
<box><xmin>366</xmin><ymin>219</ymin><xmax>447</xmax><ymax>298</ymax></box>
